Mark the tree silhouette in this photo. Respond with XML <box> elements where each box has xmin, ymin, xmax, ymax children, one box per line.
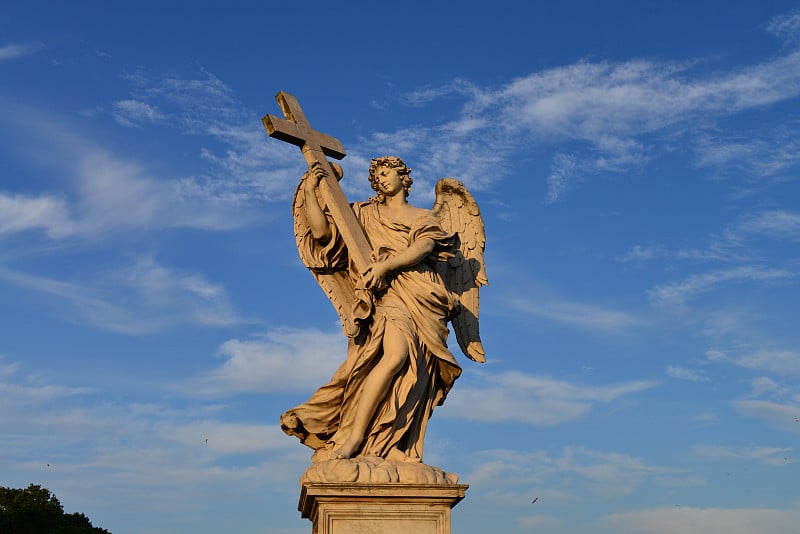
<box><xmin>0</xmin><ymin>484</ymin><xmax>109</xmax><ymax>533</ymax></box>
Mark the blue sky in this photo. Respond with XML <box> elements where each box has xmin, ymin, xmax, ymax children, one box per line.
<box><xmin>2</xmin><ymin>1</ymin><xmax>799</xmax><ymax>532</ymax></box>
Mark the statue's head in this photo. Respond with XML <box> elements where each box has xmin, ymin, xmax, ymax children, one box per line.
<box><xmin>368</xmin><ymin>156</ymin><xmax>413</xmax><ymax>202</ymax></box>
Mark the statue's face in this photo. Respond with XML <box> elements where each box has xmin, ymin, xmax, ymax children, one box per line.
<box><xmin>375</xmin><ymin>166</ymin><xmax>404</xmax><ymax>197</ymax></box>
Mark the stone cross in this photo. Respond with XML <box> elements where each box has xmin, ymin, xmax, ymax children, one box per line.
<box><xmin>263</xmin><ymin>91</ymin><xmax>372</xmax><ymax>274</ymax></box>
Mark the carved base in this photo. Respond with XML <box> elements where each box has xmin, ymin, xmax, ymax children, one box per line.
<box><xmin>302</xmin><ymin>455</ymin><xmax>459</xmax><ymax>485</ymax></box>
<box><xmin>299</xmin><ymin>482</ymin><xmax>468</xmax><ymax>534</ymax></box>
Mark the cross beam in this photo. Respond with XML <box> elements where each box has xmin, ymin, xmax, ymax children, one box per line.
<box><xmin>263</xmin><ymin>91</ymin><xmax>372</xmax><ymax>274</ymax></box>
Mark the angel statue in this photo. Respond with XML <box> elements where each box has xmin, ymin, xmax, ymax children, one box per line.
<box><xmin>280</xmin><ymin>155</ymin><xmax>488</xmax><ymax>471</ymax></box>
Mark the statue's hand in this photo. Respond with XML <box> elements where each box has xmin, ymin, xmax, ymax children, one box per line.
<box><xmin>361</xmin><ymin>261</ymin><xmax>390</xmax><ymax>292</ymax></box>
<box><xmin>305</xmin><ymin>162</ymin><xmax>327</xmax><ymax>191</ymax></box>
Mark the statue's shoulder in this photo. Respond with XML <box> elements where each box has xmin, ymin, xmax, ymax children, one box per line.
<box><xmin>352</xmin><ymin>201</ymin><xmax>373</xmax><ymax>215</ymax></box>
<box><xmin>410</xmin><ymin>205</ymin><xmax>433</xmax><ymax>219</ymax></box>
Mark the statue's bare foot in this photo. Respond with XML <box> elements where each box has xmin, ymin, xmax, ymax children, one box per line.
<box><xmin>386</xmin><ymin>447</ymin><xmax>421</xmax><ymax>463</ymax></box>
<box><xmin>331</xmin><ymin>438</ymin><xmax>360</xmax><ymax>459</ymax></box>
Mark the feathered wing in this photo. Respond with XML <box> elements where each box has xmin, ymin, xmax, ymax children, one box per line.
<box><xmin>292</xmin><ymin>173</ymin><xmax>360</xmax><ymax>338</ymax></box>
<box><xmin>431</xmin><ymin>178</ymin><xmax>488</xmax><ymax>363</ymax></box>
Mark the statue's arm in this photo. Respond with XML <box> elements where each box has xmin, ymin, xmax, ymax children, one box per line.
<box><xmin>361</xmin><ymin>237</ymin><xmax>435</xmax><ymax>290</ymax></box>
<box><xmin>304</xmin><ymin>162</ymin><xmax>332</xmax><ymax>244</ymax></box>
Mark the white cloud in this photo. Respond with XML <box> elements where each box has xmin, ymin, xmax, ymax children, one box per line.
<box><xmin>89</xmin><ymin>41</ymin><xmax>800</xmax><ymax>210</ymax></box>
<box><xmin>666</xmin><ymin>366</ymin><xmax>707</xmax><ymax>382</ymax></box>
<box><xmin>735</xmin><ymin>399</ymin><xmax>800</xmax><ymax>434</ymax></box>
<box><xmin>507</xmin><ymin>293</ymin><xmax>643</xmax><ymax>331</ymax></box>
<box><xmin>401</xmin><ymin>79</ymin><xmax>491</xmax><ymax>109</ymax></box>
<box><xmin>0</xmin><ymin>192</ymin><xmax>76</xmax><ymax>237</ymax></box>
<box><xmin>160</xmin><ymin>421</ymin><xmax>287</xmax><ymax>454</ymax></box>
<box><xmin>0</xmin><ymin>364</ymin><xmax>307</xmax><ymax>533</ymax></box>
<box><xmin>648</xmin><ymin>266</ymin><xmax>795</xmax><ymax>306</ymax></box>
<box><xmin>750</xmin><ymin>376</ymin><xmax>789</xmax><ymax>398</ymax></box>
<box><xmin>501</xmin><ymin>60</ymin><xmax>695</xmax><ymax>139</ymax></box>
<box><xmin>715</xmin><ymin>375</ymin><xmax>800</xmax><ymax>433</ymax></box>
<box><xmin>617</xmin><ymin>244</ymin><xmax>665</xmax><ymax>263</ymax></box>
<box><xmin>564</xmin><ymin>448</ymin><xmax>676</xmax><ymax>496</ymax></box>
<box><xmin>74</xmin><ymin>148</ymin><xmax>253</xmax><ymax>233</ymax></box>
<box><xmin>707</xmin><ymin>348</ymin><xmax>800</xmax><ymax>376</ymax></box>
<box><xmin>467</xmin><ymin>446</ymin><xmax>677</xmax><ymax>500</ymax></box>
<box><xmin>187</xmin><ymin>328</ymin><xmax>347</xmax><ymax>396</ymax></box>
<box><xmin>112</xmin><ymin>99</ymin><xmax>166</xmax><ymax>127</ymax></box>
<box><xmin>546</xmin><ymin>152</ymin><xmax>577</xmax><ymax>203</ymax></box>
<box><xmin>728</xmin><ymin>210</ymin><xmax>800</xmax><ymax>243</ymax></box>
<box><xmin>766</xmin><ymin>9</ymin><xmax>800</xmax><ymax>44</ymax></box>
<box><xmin>694</xmin><ymin>133</ymin><xmax>800</xmax><ymax>179</ymax></box>
<box><xmin>0</xmin><ymin>256</ymin><xmax>245</xmax><ymax>334</ymax></box>
<box><xmin>353</xmin><ymin>123</ymin><xmax>510</xmax><ymax>199</ymax></box>
<box><xmin>737</xmin><ymin>350</ymin><xmax>800</xmax><ymax>376</ymax></box>
<box><xmin>107</xmin><ymin>255</ymin><xmax>245</xmax><ymax>329</ymax></box>
<box><xmin>393</xmin><ymin>34</ymin><xmax>800</xmax><ymax>200</ymax></box>
<box><xmin>0</xmin><ymin>362</ymin><xmax>92</xmax><ymax>407</ymax></box>
<box><xmin>0</xmin><ymin>103</ymin><xmax>259</xmax><ymax>240</ymax></box>
<box><xmin>604</xmin><ymin>506</ymin><xmax>800</xmax><ymax>534</ymax></box>
<box><xmin>0</xmin><ymin>42</ymin><xmax>44</xmax><ymax>62</ymax></box>
<box><xmin>113</xmin><ymin>68</ymin><xmax>311</xmax><ymax>204</ymax></box>
<box><xmin>692</xmin><ymin>444</ymin><xmax>792</xmax><ymax>465</ymax></box>
<box><xmin>443</xmin><ymin>371</ymin><xmax>655</xmax><ymax>425</ymax></box>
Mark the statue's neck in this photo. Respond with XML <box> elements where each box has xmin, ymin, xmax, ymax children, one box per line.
<box><xmin>382</xmin><ymin>194</ymin><xmax>408</xmax><ymax>209</ymax></box>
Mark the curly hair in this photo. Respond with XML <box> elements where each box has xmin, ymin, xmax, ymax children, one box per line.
<box><xmin>367</xmin><ymin>156</ymin><xmax>413</xmax><ymax>203</ymax></box>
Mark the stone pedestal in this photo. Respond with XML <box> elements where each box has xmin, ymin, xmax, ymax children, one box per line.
<box><xmin>299</xmin><ymin>482</ymin><xmax>468</xmax><ymax>534</ymax></box>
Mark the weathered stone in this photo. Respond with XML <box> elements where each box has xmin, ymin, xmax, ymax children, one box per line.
<box><xmin>263</xmin><ymin>91</ymin><xmax>486</xmax><ymax>532</ymax></box>
<box><xmin>299</xmin><ymin>482</ymin><xmax>468</xmax><ymax>534</ymax></box>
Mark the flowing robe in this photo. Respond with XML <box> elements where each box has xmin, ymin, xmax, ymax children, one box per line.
<box><xmin>281</xmin><ymin>200</ymin><xmax>462</xmax><ymax>461</ymax></box>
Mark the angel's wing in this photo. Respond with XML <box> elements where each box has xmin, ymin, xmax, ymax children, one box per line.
<box><xmin>431</xmin><ymin>178</ymin><xmax>488</xmax><ymax>363</ymax></box>
<box><xmin>293</xmin><ymin>173</ymin><xmax>361</xmax><ymax>338</ymax></box>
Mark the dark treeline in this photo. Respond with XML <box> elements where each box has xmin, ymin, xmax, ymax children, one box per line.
<box><xmin>0</xmin><ymin>484</ymin><xmax>109</xmax><ymax>533</ymax></box>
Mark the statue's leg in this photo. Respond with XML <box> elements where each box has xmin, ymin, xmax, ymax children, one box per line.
<box><xmin>333</xmin><ymin>321</ymin><xmax>408</xmax><ymax>459</ymax></box>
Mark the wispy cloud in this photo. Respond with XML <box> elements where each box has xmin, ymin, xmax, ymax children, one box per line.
<box><xmin>692</xmin><ymin>444</ymin><xmax>792</xmax><ymax>465</ymax></box>
<box><xmin>467</xmin><ymin>446</ymin><xmax>677</xmax><ymax>500</ymax></box>
<box><xmin>694</xmin><ymin>132</ymin><xmax>800</xmax><ymax>181</ymax></box>
<box><xmin>0</xmin><ymin>256</ymin><xmax>246</xmax><ymax>334</ymax></box>
<box><xmin>187</xmin><ymin>328</ymin><xmax>346</xmax><ymax>396</ymax></box>
<box><xmin>0</xmin><ymin>192</ymin><xmax>76</xmax><ymax>238</ymax></box>
<box><xmin>724</xmin><ymin>210</ymin><xmax>800</xmax><ymax>244</ymax></box>
<box><xmin>160</xmin><ymin>421</ymin><xmax>288</xmax><ymax>454</ymax></box>
<box><xmin>444</xmin><ymin>371</ymin><xmax>655</xmax><ymax>425</ymax></box>
<box><xmin>766</xmin><ymin>9</ymin><xmax>800</xmax><ymax>44</ymax></box>
<box><xmin>89</xmin><ymin>36</ymin><xmax>800</xmax><ymax>209</ymax></box>
<box><xmin>75</xmin><ymin>148</ymin><xmax>254</xmax><ymax>234</ymax></box>
<box><xmin>735</xmin><ymin>399</ymin><xmax>800</xmax><ymax>434</ymax></box>
<box><xmin>726</xmin><ymin>375</ymin><xmax>800</xmax><ymax>433</ymax></box>
<box><xmin>507</xmin><ymin>293</ymin><xmax>643</xmax><ymax>331</ymax></box>
<box><xmin>617</xmin><ymin>244</ymin><xmax>666</xmax><ymax>263</ymax></box>
<box><xmin>604</xmin><ymin>506</ymin><xmax>800</xmax><ymax>534</ymax></box>
<box><xmin>648</xmin><ymin>266</ymin><xmax>795</xmax><ymax>306</ymax></box>
<box><xmin>0</xmin><ymin>364</ymin><xmax>306</xmax><ymax>532</ymax></box>
<box><xmin>114</xmin><ymin>68</ymin><xmax>304</xmax><ymax>203</ymax></box>
<box><xmin>386</xmin><ymin>30</ymin><xmax>800</xmax><ymax>201</ymax></box>
<box><xmin>0</xmin><ymin>42</ymin><xmax>44</xmax><ymax>62</ymax></box>
<box><xmin>546</xmin><ymin>152</ymin><xmax>578</xmax><ymax>203</ymax></box>
<box><xmin>666</xmin><ymin>366</ymin><xmax>707</xmax><ymax>382</ymax></box>
<box><xmin>112</xmin><ymin>99</ymin><xmax>166</xmax><ymax>128</ymax></box>
<box><xmin>0</xmin><ymin>103</ymin><xmax>260</xmax><ymax>240</ymax></box>
<box><xmin>618</xmin><ymin>209</ymin><xmax>800</xmax><ymax>274</ymax></box>
<box><xmin>707</xmin><ymin>348</ymin><xmax>800</xmax><ymax>376</ymax></box>
<box><xmin>0</xmin><ymin>360</ymin><xmax>93</xmax><ymax>405</ymax></box>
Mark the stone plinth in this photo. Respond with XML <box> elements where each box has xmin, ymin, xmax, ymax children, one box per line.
<box><xmin>299</xmin><ymin>482</ymin><xmax>468</xmax><ymax>534</ymax></box>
